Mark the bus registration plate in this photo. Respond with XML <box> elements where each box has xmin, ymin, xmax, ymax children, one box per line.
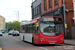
<box><xmin>50</xmin><ymin>43</ymin><xmax>55</xmax><ymax>44</ymax></box>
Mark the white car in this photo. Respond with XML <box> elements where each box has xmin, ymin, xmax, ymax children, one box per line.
<box><xmin>13</xmin><ymin>30</ymin><xmax>19</xmax><ymax>36</ymax></box>
<box><xmin>8</xmin><ymin>30</ymin><xmax>14</xmax><ymax>35</ymax></box>
<box><xmin>0</xmin><ymin>31</ymin><xmax>3</xmax><ymax>36</ymax></box>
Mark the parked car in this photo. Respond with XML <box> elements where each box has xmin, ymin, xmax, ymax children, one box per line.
<box><xmin>0</xmin><ymin>31</ymin><xmax>3</xmax><ymax>36</ymax></box>
<box><xmin>8</xmin><ymin>30</ymin><xmax>14</xmax><ymax>35</ymax></box>
<box><xmin>13</xmin><ymin>30</ymin><xmax>19</xmax><ymax>36</ymax></box>
<box><xmin>1</xmin><ymin>29</ymin><xmax>6</xmax><ymax>33</ymax></box>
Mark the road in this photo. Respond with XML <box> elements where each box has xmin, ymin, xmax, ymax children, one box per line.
<box><xmin>0</xmin><ymin>33</ymin><xmax>75</xmax><ymax>50</ymax></box>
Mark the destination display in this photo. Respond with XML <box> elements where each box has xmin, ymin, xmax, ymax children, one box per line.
<box><xmin>44</xmin><ymin>18</ymin><xmax>54</xmax><ymax>21</ymax></box>
<box><xmin>40</xmin><ymin>17</ymin><xmax>60</xmax><ymax>22</ymax></box>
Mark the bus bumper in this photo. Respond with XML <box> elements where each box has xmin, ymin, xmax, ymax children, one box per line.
<box><xmin>39</xmin><ymin>38</ymin><xmax>64</xmax><ymax>44</ymax></box>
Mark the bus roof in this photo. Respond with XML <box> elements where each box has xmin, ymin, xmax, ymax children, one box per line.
<box><xmin>21</xmin><ymin>16</ymin><xmax>63</xmax><ymax>26</ymax></box>
<box><xmin>21</xmin><ymin>17</ymin><xmax>41</xmax><ymax>26</ymax></box>
<box><xmin>21</xmin><ymin>20</ymin><xmax>30</xmax><ymax>25</ymax></box>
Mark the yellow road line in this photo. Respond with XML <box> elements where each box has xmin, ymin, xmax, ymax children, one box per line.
<box><xmin>0</xmin><ymin>47</ymin><xmax>2</xmax><ymax>50</ymax></box>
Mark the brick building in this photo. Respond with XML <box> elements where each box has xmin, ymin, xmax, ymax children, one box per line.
<box><xmin>42</xmin><ymin>0</ymin><xmax>63</xmax><ymax>16</ymax></box>
<box><xmin>31</xmin><ymin>0</ymin><xmax>74</xmax><ymax>37</ymax></box>
<box><xmin>42</xmin><ymin>0</ymin><xmax>74</xmax><ymax>36</ymax></box>
<box><xmin>0</xmin><ymin>15</ymin><xmax>5</xmax><ymax>30</ymax></box>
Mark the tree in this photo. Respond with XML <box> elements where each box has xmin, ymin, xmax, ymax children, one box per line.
<box><xmin>6</xmin><ymin>21</ymin><xmax>21</xmax><ymax>31</ymax></box>
<box><xmin>12</xmin><ymin>21</ymin><xmax>21</xmax><ymax>30</ymax></box>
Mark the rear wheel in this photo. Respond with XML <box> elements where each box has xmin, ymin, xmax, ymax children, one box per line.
<box><xmin>0</xmin><ymin>35</ymin><xmax>2</xmax><ymax>36</ymax></box>
<box><xmin>23</xmin><ymin>36</ymin><xmax>25</xmax><ymax>41</ymax></box>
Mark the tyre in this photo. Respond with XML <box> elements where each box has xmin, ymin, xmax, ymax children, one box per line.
<box><xmin>13</xmin><ymin>34</ymin><xmax>15</xmax><ymax>36</ymax></box>
<box><xmin>18</xmin><ymin>34</ymin><xmax>19</xmax><ymax>36</ymax></box>
<box><xmin>23</xmin><ymin>36</ymin><xmax>25</xmax><ymax>41</ymax></box>
<box><xmin>0</xmin><ymin>35</ymin><xmax>2</xmax><ymax>36</ymax></box>
<box><xmin>8</xmin><ymin>34</ymin><xmax>10</xmax><ymax>35</ymax></box>
<box><xmin>32</xmin><ymin>37</ymin><xmax>34</xmax><ymax>44</ymax></box>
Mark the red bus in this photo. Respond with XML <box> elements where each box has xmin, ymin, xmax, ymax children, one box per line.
<box><xmin>21</xmin><ymin>16</ymin><xmax>64</xmax><ymax>44</ymax></box>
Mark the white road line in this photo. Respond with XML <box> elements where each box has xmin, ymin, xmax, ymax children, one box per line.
<box><xmin>12</xmin><ymin>37</ymin><xmax>20</xmax><ymax>41</ymax></box>
<box><xmin>39</xmin><ymin>47</ymin><xmax>48</xmax><ymax>50</ymax></box>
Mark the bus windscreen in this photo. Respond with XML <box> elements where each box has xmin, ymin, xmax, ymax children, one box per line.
<box><xmin>40</xmin><ymin>17</ymin><xmax>63</xmax><ymax>36</ymax></box>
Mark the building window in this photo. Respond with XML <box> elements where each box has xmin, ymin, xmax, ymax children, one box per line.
<box><xmin>49</xmin><ymin>0</ymin><xmax>52</xmax><ymax>8</ymax></box>
<box><xmin>34</xmin><ymin>7</ymin><xmax>36</xmax><ymax>15</ymax></box>
<box><xmin>34</xmin><ymin>8</ymin><xmax>35</xmax><ymax>15</ymax></box>
<box><xmin>39</xmin><ymin>4</ymin><xmax>41</xmax><ymax>13</ymax></box>
<box><xmin>32</xmin><ymin>9</ymin><xmax>34</xmax><ymax>16</ymax></box>
<box><xmin>44</xmin><ymin>0</ymin><xmax>46</xmax><ymax>10</ymax></box>
<box><xmin>37</xmin><ymin>5</ymin><xmax>39</xmax><ymax>13</ymax></box>
<box><xmin>35</xmin><ymin>7</ymin><xmax>36</xmax><ymax>15</ymax></box>
<box><xmin>54</xmin><ymin>0</ymin><xmax>58</xmax><ymax>6</ymax></box>
<box><xmin>35</xmin><ymin>7</ymin><xmax>37</xmax><ymax>14</ymax></box>
<box><xmin>37</xmin><ymin>6</ymin><xmax>38</xmax><ymax>13</ymax></box>
<box><xmin>37</xmin><ymin>4</ymin><xmax>41</xmax><ymax>13</ymax></box>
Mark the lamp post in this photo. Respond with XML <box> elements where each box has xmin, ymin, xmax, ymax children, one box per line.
<box><xmin>14</xmin><ymin>11</ymin><xmax>19</xmax><ymax>21</ymax></box>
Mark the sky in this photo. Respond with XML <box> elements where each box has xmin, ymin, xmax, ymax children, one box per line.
<box><xmin>0</xmin><ymin>0</ymin><xmax>35</xmax><ymax>22</ymax></box>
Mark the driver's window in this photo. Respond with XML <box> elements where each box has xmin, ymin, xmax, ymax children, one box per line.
<box><xmin>36</xmin><ymin>22</ymin><xmax>39</xmax><ymax>34</ymax></box>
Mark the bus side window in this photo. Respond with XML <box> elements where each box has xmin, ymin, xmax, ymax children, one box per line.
<box><xmin>27</xmin><ymin>25</ymin><xmax>30</xmax><ymax>33</ymax></box>
<box><xmin>26</xmin><ymin>25</ymin><xmax>28</xmax><ymax>33</ymax></box>
<box><xmin>30</xmin><ymin>24</ymin><xmax>32</xmax><ymax>33</ymax></box>
<box><xmin>32</xmin><ymin>23</ymin><xmax>36</xmax><ymax>33</ymax></box>
<box><xmin>21</xmin><ymin>25</ymin><xmax>25</xmax><ymax>33</ymax></box>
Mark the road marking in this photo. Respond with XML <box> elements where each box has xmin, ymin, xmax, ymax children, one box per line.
<box><xmin>0</xmin><ymin>47</ymin><xmax>2</xmax><ymax>50</ymax></box>
<box><xmin>39</xmin><ymin>47</ymin><xmax>48</xmax><ymax>50</ymax></box>
<box><xmin>12</xmin><ymin>37</ymin><xmax>20</xmax><ymax>41</ymax></box>
<box><xmin>59</xmin><ymin>44</ymin><xmax>74</xmax><ymax>46</ymax></box>
<box><xmin>15</xmin><ymin>38</ymin><xmax>20</xmax><ymax>41</ymax></box>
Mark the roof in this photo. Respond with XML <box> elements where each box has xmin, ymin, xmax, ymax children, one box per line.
<box><xmin>0</xmin><ymin>15</ymin><xmax>5</xmax><ymax>19</ymax></box>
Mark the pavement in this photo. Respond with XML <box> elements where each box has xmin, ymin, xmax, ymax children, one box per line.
<box><xmin>64</xmin><ymin>39</ymin><xmax>75</xmax><ymax>46</ymax></box>
<box><xmin>0</xmin><ymin>47</ymin><xmax>2</xmax><ymax>50</ymax></box>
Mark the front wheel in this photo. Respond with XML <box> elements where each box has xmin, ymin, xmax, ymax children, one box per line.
<box><xmin>0</xmin><ymin>35</ymin><xmax>2</xmax><ymax>36</ymax></box>
<box><xmin>32</xmin><ymin>38</ymin><xmax>34</xmax><ymax>44</ymax></box>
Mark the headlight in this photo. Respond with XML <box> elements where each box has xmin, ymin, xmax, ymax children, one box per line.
<box><xmin>60</xmin><ymin>37</ymin><xmax>64</xmax><ymax>41</ymax></box>
<box><xmin>40</xmin><ymin>37</ymin><xmax>45</xmax><ymax>41</ymax></box>
<box><xmin>60</xmin><ymin>37</ymin><xmax>64</xmax><ymax>39</ymax></box>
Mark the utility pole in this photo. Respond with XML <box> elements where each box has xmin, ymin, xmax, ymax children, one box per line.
<box><xmin>63</xmin><ymin>0</ymin><xmax>67</xmax><ymax>38</ymax></box>
<box><xmin>73</xmin><ymin>0</ymin><xmax>75</xmax><ymax>25</ymax></box>
<box><xmin>17</xmin><ymin>11</ymin><xmax>19</xmax><ymax>22</ymax></box>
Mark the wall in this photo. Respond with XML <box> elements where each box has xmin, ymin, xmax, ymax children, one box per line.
<box><xmin>65</xmin><ymin>0</ymin><xmax>74</xmax><ymax>34</ymax></box>
<box><xmin>0</xmin><ymin>15</ymin><xmax>5</xmax><ymax>30</ymax></box>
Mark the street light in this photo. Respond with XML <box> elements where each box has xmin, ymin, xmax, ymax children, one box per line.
<box><xmin>14</xmin><ymin>11</ymin><xmax>19</xmax><ymax>21</ymax></box>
